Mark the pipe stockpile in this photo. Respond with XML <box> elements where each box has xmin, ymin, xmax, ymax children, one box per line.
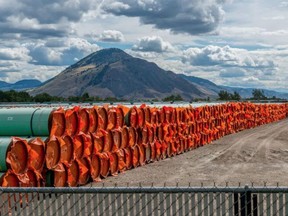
<box><xmin>0</xmin><ymin>137</ymin><xmax>46</xmax><ymax>187</ymax></box>
<box><xmin>0</xmin><ymin>102</ymin><xmax>288</xmax><ymax>187</ymax></box>
<box><xmin>0</xmin><ymin>107</ymin><xmax>58</xmax><ymax>136</ymax></box>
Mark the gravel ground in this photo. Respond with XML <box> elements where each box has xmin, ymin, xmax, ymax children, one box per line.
<box><xmin>90</xmin><ymin>118</ymin><xmax>288</xmax><ymax>187</ymax></box>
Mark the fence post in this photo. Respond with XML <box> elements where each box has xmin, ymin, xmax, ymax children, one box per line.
<box><xmin>240</xmin><ymin>185</ymin><xmax>252</xmax><ymax>216</ymax></box>
<box><xmin>234</xmin><ymin>193</ymin><xmax>239</xmax><ymax>216</ymax></box>
<box><xmin>247</xmin><ymin>186</ymin><xmax>252</xmax><ymax>216</ymax></box>
<box><xmin>240</xmin><ymin>190</ymin><xmax>245</xmax><ymax>216</ymax></box>
<box><xmin>252</xmin><ymin>194</ymin><xmax>258</xmax><ymax>216</ymax></box>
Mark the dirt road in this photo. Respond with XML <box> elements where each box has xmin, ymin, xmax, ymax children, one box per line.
<box><xmin>92</xmin><ymin>118</ymin><xmax>288</xmax><ymax>187</ymax></box>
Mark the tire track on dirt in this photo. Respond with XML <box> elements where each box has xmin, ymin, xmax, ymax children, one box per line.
<box><xmin>211</xmin><ymin>120</ymin><xmax>288</xmax><ymax>184</ymax></box>
<box><xmin>164</xmin><ymin>121</ymin><xmax>284</xmax><ymax>184</ymax></box>
<box><xmin>95</xmin><ymin>119</ymin><xmax>288</xmax><ymax>187</ymax></box>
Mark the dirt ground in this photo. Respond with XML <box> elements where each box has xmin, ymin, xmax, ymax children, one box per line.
<box><xmin>91</xmin><ymin>118</ymin><xmax>288</xmax><ymax>187</ymax></box>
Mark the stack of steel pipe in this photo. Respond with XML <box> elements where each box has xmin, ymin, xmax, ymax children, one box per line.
<box><xmin>0</xmin><ymin>102</ymin><xmax>288</xmax><ymax>187</ymax></box>
<box><xmin>0</xmin><ymin>107</ymin><xmax>64</xmax><ymax>186</ymax></box>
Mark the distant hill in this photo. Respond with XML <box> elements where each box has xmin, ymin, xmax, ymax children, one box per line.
<box><xmin>179</xmin><ymin>75</ymin><xmax>288</xmax><ymax>99</ymax></box>
<box><xmin>179</xmin><ymin>74</ymin><xmax>226</xmax><ymax>98</ymax></box>
<box><xmin>221</xmin><ymin>86</ymin><xmax>288</xmax><ymax>99</ymax></box>
<box><xmin>0</xmin><ymin>79</ymin><xmax>42</xmax><ymax>91</ymax></box>
<box><xmin>31</xmin><ymin>48</ymin><xmax>209</xmax><ymax>100</ymax></box>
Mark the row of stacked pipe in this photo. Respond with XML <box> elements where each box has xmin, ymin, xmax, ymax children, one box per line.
<box><xmin>0</xmin><ymin>102</ymin><xmax>287</xmax><ymax>187</ymax></box>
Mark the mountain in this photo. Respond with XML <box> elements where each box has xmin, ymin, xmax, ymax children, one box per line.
<box><xmin>0</xmin><ymin>81</ymin><xmax>10</xmax><ymax>89</ymax></box>
<box><xmin>221</xmin><ymin>86</ymin><xmax>288</xmax><ymax>99</ymax></box>
<box><xmin>29</xmin><ymin>48</ymin><xmax>288</xmax><ymax>100</ymax></box>
<box><xmin>179</xmin><ymin>74</ymin><xmax>288</xmax><ymax>99</ymax></box>
<box><xmin>0</xmin><ymin>79</ymin><xmax>42</xmax><ymax>91</ymax></box>
<box><xmin>31</xmin><ymin>48</ymin><xmax>208</xmax><ymax>100</ymax></box>
<box><xmin>179</xmin><ymin>74</ymin><xmax>225</xmax><ymax>97</ymax></box>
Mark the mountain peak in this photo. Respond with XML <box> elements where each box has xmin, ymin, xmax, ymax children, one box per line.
<box><xmin>96</xmin><ymin>48</ymin><xmax>127</xmax><ymax>55</ymax></box>
<box><xmin>32</xmin><ymin>48</ymin><xmax>208</xmax><ymax>99</ymax></box>
<box><xmin>69</xmin><ymin>48</ymin><xmax>132</xmax><ymax>69</ymax></box>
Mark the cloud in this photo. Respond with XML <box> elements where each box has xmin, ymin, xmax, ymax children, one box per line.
<box><xmin>0</xmin><ymin>0</ymin><xmax>97</xmax><ymax>24</ymax></box>
<box><xmin>242</xmin><ymin>76</ymin><xmax>260</xmax><ymax>82</ymax></box>
<box><xmin>0</xmin><ymin>62</ymin><xmax>13</xmax><ymax>67</ymax></box>
<box><xmin>0</xmin><ymin>60</ymin><xmax>21</xmax><ymax>77</ymax></box>
<box><xmin>222</xmin><ymin>76</ymin><xmax>263</xmax><ymax>88</ymax></box>
<box><xmin>182</xmin><ymin>45</ymin><xmax>275</xmax><ymax>69</ymax></box>
<box><xmin>0</xmin><ymin>16</ymin><xmax>70</xmax><ymax>39</ymax></box>
<box><xmin>0</xmin><ymin>47</ymin><xmax>31</xmax><ymax>61</ymax></box>
<box><xmin>132</xmin><ymin>36</ymin><xmax>175</xmax><ymax>53</ymax></box>
<box><xmin>98</xmin><ymin>30</ymin><xmax>125</xmax><ymax>42</ymax></box>
<box><xmin>219</xmin><ymin>68</ymin><xmax>246</xmax><ymax>77</ymax></box>
<box><xmin>28</xmin><ymin>38</ymin><xmax>100</xmax><ymax>66</ymax></box>
<box><xmin>0</xmin><ymin>63</ymin><xmax>66</xmax><ymax>83</ymax></box>
<box><xmin>280</xmin><ymin>1</ymin><xmax>288</xmax><ymax>7</ymax></box>
<box><xmin>61</xmin><ymin>38</ymin><xmax>100</xmax><ymax>63</ymax></box>
<box><xmin>102</xmin><ymin>0</ymin><xmax>229</xmax><ymax>35</ymax></box>
<box><xmin>28</xmin><ymin>45</ymin><xmax>63</xmax><ymax>66</ymax></box>
<box><xmin>127</xmin><ymin>50</ymin><xmax>161</xmax><ymax>60</ymax></box>
<box><xmin>0</xmin><ymin>0</ymin><xmax>100</xmax><ymax>39</ymax></box>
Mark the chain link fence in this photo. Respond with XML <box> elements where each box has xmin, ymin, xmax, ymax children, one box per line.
<box><xmin>1</xmin><ymin>184</ymin><xmax>288</xmax><ymax>215</ymax></box>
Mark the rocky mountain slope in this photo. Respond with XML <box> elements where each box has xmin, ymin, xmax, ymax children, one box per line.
<box><xmin>31</xmin><ymin>48</ymin><xmax>208</xmax><ymax>100</ymax></box>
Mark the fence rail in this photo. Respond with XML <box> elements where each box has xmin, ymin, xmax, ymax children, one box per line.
<box><xmin>1</xmin><ymin>186</ymin><xmax>288</xmax><ymax>215</ymax></box>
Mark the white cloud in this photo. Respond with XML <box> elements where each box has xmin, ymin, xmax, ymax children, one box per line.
<box><xmin>27</xmin><ymin>38</ymin><xmax>100</xmax><ymax>66</ymax></box>
<box><xmin>65</xmin><ymin>38</ymin><xmax>100</xmax><ymax>54</ymax></box>
<box><xmin>127</xmin><ymin>50</ymin><xmax>160</xmax><ymax>59</ymax></box>
<box><xmin>243</xmin><ymin>76</ymin><xmax>259</xmax><ymax>82</ymax></box>
<box><xmin>182</xmin><ymin>45</ymin><xmax>275</xmax><ymax>69</ymax></box>
<box><xmin>106</xmin><ymin>2</ymin><xmax>130</xmax><ymax>12</ymax></box>
<box><xmin>0</xmin><ymin>47</ymin><xmax>31</xmax><ymax>61</ymax></box>
<box><xmin>280</xmin><ymin>1</ymin><xmax>288</xmax><ymax>7</ymax></box>
<box><xmin>132</xmin><ymin>36</ymin><xmax>175</xmax><ymax>53</ymax></box>
<box><xmin>98</xmin><ymin>30</ymin><xmax>125</xmax><ymax>42</ymax></box>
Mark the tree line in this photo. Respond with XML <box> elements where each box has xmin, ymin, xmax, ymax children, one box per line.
<box><xmin>0</xmin><ymin>90</ymin><xmax>123</xmax><ymax>103</ymax></box>
<box><xmin>0</xmin><ymin>90</ymin><xmax>186</xmax><ymax>103</ymax></box>
<box><xmin>0</xmin><ymin>89</ymin><xmax>281</xmax><ymax>103</ymax></box>
<box><xmin>217</xmin><ymin>89</ymin><xmax>281</xmax><ymax>101</ymax></box>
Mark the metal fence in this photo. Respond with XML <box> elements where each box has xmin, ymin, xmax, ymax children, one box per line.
<box><xmin>1</xmin><ymin>185</ymin><xmax>288</xmax><ymax>215</ymax></box>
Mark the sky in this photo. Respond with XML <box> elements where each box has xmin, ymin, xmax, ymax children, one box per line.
<box><xmin>0</xmin><ymin>0</ymin><xmax>288</xmax><ymax>92</ymax></box>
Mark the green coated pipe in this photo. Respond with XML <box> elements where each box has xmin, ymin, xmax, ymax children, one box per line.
<box><xmin>0</xmin><ymin>108</ymin><xmax>36</xmax><ymax>136</ymax></box>
<box><xmin>0</xmin><ymin>137</ymin><xmax>48</xmax><ymax>172</ymax></box>
<box><xmin>0</xmin><ymin>137</ymin><xmax>11</xmax><ymax>171</ymax></box>
<box><xmin>0</xmin><ymin>107</ymin><xmax>55</xmax><ymax>136</ymax></box>
<box><xmin>0</xmin><ymin>172</ymin><xmax>5</xmax><ymax>186</ymax></box>
<box><xmin>31</xmin><ymin>108</ymin><xmax>54</xmax><ymax>136</ymax></box>
<box><xmin>45</xmin><ymin>170</ymin><xmax>54</xmax><ymax>187</ymax></box>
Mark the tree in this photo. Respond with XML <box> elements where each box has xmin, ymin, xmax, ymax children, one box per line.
<box><xmin>33</xmin><ymin>93</ymin><xmax>53</xmax><ymax>103</ymax></box>
<box><xmin>163</xmin><ymin>94</ymin><xmax>183</xmax><ymax>102</ymax></box>
<box><xmin>231</xmin><ymin>91</ymin><xmax>241</xmax><ymax>101</ymax></box>
<box><xmin>68</xmin><ymin>96</ymin><xmax>81</xmax><ymax>102</ymax></box>
<box><xmin>0</xmin><ymin>90</ymin><xmax>32</xmax><ymax>102</ymax></box>
<box><xmin>82</xmin><ymin>92</ymin><xmax>90</xmax><ymax>100</ymax></box>
<box><xmin>218</xmin><ymin>90</ymin><xmax>231</xmax><ymax>101</ymax></box>
<box><xmin>252</xmin><ymin>89</ymin><xmax>266</xmax><ymax>100</ymax></box>
<box><xmin>0</xmin><ymin>90</ymin><xmax>11</xmax><ymax>102</ymax></box>
<box><xmin>16</xmin><ymin>91</ymin><xmax>32</xmax><ymax>102</ymax></box>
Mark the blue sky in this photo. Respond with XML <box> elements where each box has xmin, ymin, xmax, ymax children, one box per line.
<box><xmin>0</xmin><ymin>0</ymin><xmax>287</xmax><ymax>92</ymax></box>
